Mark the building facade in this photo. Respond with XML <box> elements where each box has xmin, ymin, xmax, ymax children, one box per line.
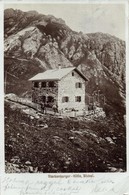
<box><xmin>29</xmin><ymin>67</ymin><xmax>88</xmax><ymax>113</ymax></box>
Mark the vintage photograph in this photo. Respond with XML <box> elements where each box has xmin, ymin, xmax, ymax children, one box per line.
<box><xmin>4</xmin><ymin>3</ymin><xmax>126</xmax><ymax>173</ymax></box>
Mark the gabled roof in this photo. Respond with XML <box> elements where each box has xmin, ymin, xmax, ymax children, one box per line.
<box><xmin>29</xmin><ymin>67</ymin><xmax>88</xmax><ymax>81</ymax></box>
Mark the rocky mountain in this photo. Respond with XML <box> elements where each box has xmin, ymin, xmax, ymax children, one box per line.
<box><xmin>4</xmin><ymin>8</ymin><xmax>126</xmax><ymax>115</ymax></box>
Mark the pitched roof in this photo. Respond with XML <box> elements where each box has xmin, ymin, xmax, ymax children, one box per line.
<box><xmin>29</xmin><ymin>67</ymin><xmax>88</xmax><ymax>81</ymax></box>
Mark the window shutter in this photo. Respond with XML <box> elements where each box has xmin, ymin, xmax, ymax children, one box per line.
<box><xmin>79</xmin><ymin>83</ymin><xmax>82</xmax><ymax>88</ymax></box>
<box><xmin>66</xmin><ymin>97</ymin><xmax>69</xmax><ymax>102</ymax></box>
<box><xmin>62</xmin><ymin>97</ymin><xmax>64</xmax><ymax>103</ymax></box>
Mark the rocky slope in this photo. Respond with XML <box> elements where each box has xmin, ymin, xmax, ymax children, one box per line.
<box><xmin>5</xmin><ymin>96</ymin><xmax>126</xmax><ymax>173</ymax></box>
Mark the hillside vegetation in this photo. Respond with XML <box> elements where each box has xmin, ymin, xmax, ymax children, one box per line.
<box><xmin>5</xmin><ymin>99</ymin><xmax>126</xmax><ymax>173</ymax></box>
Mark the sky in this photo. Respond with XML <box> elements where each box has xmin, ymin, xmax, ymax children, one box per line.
<box><xmin>4</xmin><ymin>3</ymin><xmax>126</xmax><ymax>40</ymax></box>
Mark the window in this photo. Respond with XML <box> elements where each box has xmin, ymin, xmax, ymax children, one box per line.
<box><xmin>34</xmin><ymin>82</ymin><xmax>39</xmax><ymax>88</ymax></box>
<box><xmin>48</xmin><ymin>81</ymin><xmax>55</xmax><ymax>87</ymax></box>
<box><xmin>62</xmin><ymin>96</ymin><xmax>69</xmax><ymax>103</ymax></box>
<box><xmin>41</xmin><ymin>82</ymin><xmax>46</xmax><ymax>88</ymax></box>
<box><xmin>76</xmin><ymin>82</ymin><xmax>82</xmax><ymax>88</ymax></box>
<box><xmin>75</xmin><ymin>96</ymin><xmax>81</xmax><ymax>102</ymax></box>
<box><xmin>72</xmin><ymin>72</ymin><xmax>74</xmax><ymax>76</ymax></box>
<box><xmin>47</xmin><ymin>96</ymin><xmax>54</xmax><ymax>103</ymax></box>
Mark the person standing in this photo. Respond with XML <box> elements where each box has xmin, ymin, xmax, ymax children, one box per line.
<box><xmin>52</xmin><ymin>104</ymin><xmax>58</xmax><ymax>115</ymax></box>
<box><xmin>41</xmin><ymin>102</ymin><xmax>45</xmax><ymax>114</ymax></box>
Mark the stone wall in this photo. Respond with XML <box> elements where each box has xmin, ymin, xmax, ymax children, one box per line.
<box><xmin>32</xmin><ymin>80</ymin><xmax>58</xmax><ymax>106</ymax></box>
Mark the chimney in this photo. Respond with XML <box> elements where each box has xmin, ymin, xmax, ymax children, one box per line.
<box><xmin>58</xmin><ymin>64</ymin><xmax>61</xmax><ymax>69</ymax></box>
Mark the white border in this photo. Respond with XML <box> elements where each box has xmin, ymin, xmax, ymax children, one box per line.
<box><xmin>1</xmin><ymin>1</ymin><xmax>129</xmax><ymax>195</ymax></box>
<box><xmin>0</xmin><ymin>2</ymin><xmax>4</xmax><ymax>175</ymax></box>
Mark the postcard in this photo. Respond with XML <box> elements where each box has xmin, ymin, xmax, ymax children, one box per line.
<box><xmin>0</xmin><ymin>0</ymin><xmax>129</xmax><ymax>195</ymax></box>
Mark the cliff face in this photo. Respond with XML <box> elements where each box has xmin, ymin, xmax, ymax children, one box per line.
<box><xmin>4</xmin><ymin>8</ymin><xmax>126</xmax><ymax>115</ymax></box>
